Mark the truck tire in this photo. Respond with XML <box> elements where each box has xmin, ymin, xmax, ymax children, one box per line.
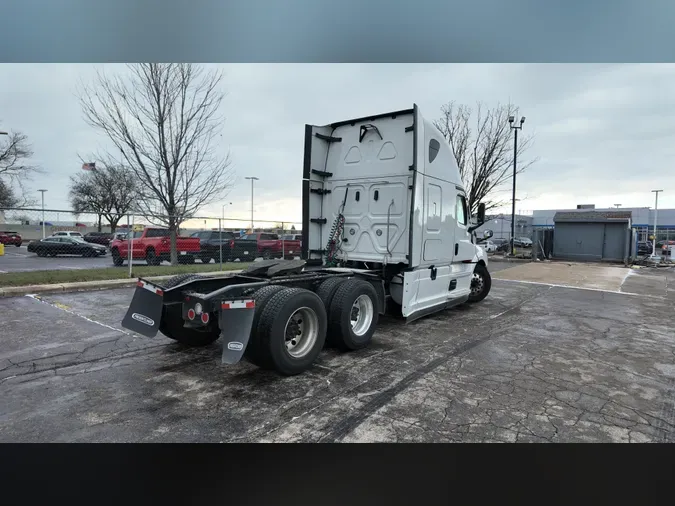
<box><xmin>244</xmin><ymin>285</ymin><xmax>286</xmax><ymax>363</ymax></box>
<box><xmin>316</xmin><ymin>277</ymin><xmax>348</xmax><ymax>312</ymax></box>
<box><xmin>327</xmin><ymin>279</ymin><xmax>379</xmax><ymax>351</ymax></box>
<box><xmin>111</xmin><ymin>248</ymin><xmax>124</xmax><ymax>266</ymax></box>
<box><xmin>146</xmin><ymin>248</ymin><xmax>161</xmax><ymax>266</ymax></box>
<box><xmin>468</xmin><ymin>263</ymin><xmax>491</xmax><ymax>303</ymax></box>
<box><xmin>162</xmin><ymin>273</ymin><xmax>206</xmax><ymax>289</ymax></box>
<box><xmin>262</xmin><ymin>249</ymin><xmax>272</xmax><ymax>260</ymax></box>
<box><xmin>251</xmin><ymin>288</ymin><xmax>327</xmax><ymax>375</ymax></box>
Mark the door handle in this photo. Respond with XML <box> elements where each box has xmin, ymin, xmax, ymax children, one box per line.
<box><xmin>455</xmin><ymin>243</ymin><xmax>459</xmax><ymax>255</ymax></box>
<box><xmin>429</xmin><ymin>265</ymin><xmax>437</xmax><ymax>281</ymax></box>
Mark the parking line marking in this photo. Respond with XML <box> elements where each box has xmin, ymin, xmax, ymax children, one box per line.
<box><xmin>25</xmin><ymin>294</ymin><xmax>132</xmax><ymax>336</ymax></box>
<box><xmin>494</xmin><ymin>278</ymin><xmax>665</xmax><ymax>299</ymax></box>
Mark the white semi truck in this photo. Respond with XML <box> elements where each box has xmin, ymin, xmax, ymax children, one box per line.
<box><xmin>122</xmin><ymin>105</ymin><xmax>494</xmax><ymax>375</ymax></box>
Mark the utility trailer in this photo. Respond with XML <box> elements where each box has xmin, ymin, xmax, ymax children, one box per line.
<box><xmin>121</xmin><ymin>104</ymin><xmax>495</xmax><ymax>375</ymax></box>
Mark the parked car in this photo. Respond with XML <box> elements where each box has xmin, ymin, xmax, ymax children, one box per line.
<box><xmin>51</xmin><ymin>231</ymin><xmax>84</xmax><ymax>239</ymax></box>
<box><xmin>109</xmin><ymin>227</ymin><xmax>201</xmax><ymax>266</ymax></box>
<box><xmin>637</xmin><ymin>241</ymin><xmax>653</xmax><ymax>256</ymax></box>
<box><xmin>491</xmin><ymin>238</ymin><xmax>510</xmax><ymax>252</ymax></box>
<box><xmin>656</xmin><ymin>240</ymin><xmax>675</xmax><ymax>250</ymax></box>
<box><xmin>240</xmin><ymin>232</ymin><xmax>302</xmax><ymax>260</ymax></box>
<box><xmin>0</xmin><ymin>230</ymin><xmax>22</xmax><ymax>247</ymax></box>
<box><xmin>83</xmin><ymin>232</ymin><xmax>114</xmax><ymax>246</ymax></box>
<box><xmin>480</xmin><ymin>240</ymin><xmax>497</xmax><ymax>253</ymax></box>
<box><xmin>189</xmin><ymin>230</ymin><xmax>257</xmax><ymax>263</ymax></box>
<box><xmin>27</xmin><ymin>236</ymin><xmax>107</xmax><ymax>257</ymax></box>
<box><xmin>513</xmin><ymin>237</ymin><xmax>533</xmax><ymax>248</ymax></box>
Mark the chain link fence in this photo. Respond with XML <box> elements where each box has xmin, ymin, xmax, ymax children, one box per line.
<box><xmin>0</xmin><ymin>207</ymin><xmax>303</xmax><ymax>272</ymax></box>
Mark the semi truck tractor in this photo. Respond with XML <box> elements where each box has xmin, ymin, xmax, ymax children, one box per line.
<box><xmin>121</xmin><ymin>104</ymin><xmax>494</xmax><ymax>375</ymax></box>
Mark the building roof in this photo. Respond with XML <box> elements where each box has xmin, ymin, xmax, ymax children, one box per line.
<box><xmin>553</xmin><ymin>210</ymin><xmax>632</xmax><ymax>223</ymax></box>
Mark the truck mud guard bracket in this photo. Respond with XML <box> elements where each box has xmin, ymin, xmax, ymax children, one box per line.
<box><xmin>219</xmin><ymin>299</ymin><xmax>256</xmax><ymax>365</ymax></box>
<box><xmin>121</xmin><ymin>279</ymin><xmax>164</xmax><ymax>338</ymax></box>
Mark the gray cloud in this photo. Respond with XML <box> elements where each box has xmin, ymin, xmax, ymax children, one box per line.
<box><xmin>1</xmin><ymin>64</ymin><xmax>674</xmax><ymax>224</ymax></box>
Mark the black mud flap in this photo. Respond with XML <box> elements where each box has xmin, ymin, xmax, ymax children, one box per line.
<box><xmin>121</xmin><ymin>279</ymin><xmax>164</xmax><ymax>338</ymax></box>
<box><xmin>219</xmin><ymin>299</ymin><xmax>256</xmax><ymax>365</ymax></box>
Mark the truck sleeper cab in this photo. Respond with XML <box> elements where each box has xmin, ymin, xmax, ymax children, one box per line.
<box><xmin>121</xmin><ymin>105</ymin><xmax>493</xmax><ymax>375</ymax></box>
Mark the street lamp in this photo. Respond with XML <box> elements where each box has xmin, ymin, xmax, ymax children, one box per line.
<box><xmin>38</xmin><ymin>189</ymin><xmax>48</xmax><ymax>239</ymax></box>
<box><xmin>651</xmin><ymin>190</ymin><xmax>663</xmax><ymax>257</ymax></box>
<box><xmin>219</xmin><ymin>201</ymin><xmax>232</xmax><ymax>267</ymax></box>
<box><xmin>508</xmin><ymin>114</ymin><xmax>525</xmax><ymax>255</ymax></box>
<box><xmin>245</xmin><ymin>176</ymin><xmax>259</xmax><ymax>230</ymax></box>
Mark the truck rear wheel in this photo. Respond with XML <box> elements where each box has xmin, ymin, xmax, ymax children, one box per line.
<box><xmin>327</xmin><ymin>279</ymin><xmax>379</xmax><ymax>351</ymax></box>
<box><xmin>111</xmin><ymin>248</ymin><xmax>124</xmax><ymax>266</ymax></box>
<box><xmin>468</xmin><ymin>263</ymin><xmax>491</xmax><ymax>303</ymax></box>
<box><xmin>244</xmin><ymin>285</ymin><xmax>286</xmax><ymax>364</ymax></box>
<box><xmin>316</xmin><ymin>277</ymin><xmax>348</xmax><ymax>312</ymax></box>
<box><xmin>251</xmin><ymin>287</ymin><xmax>327</xmax><ymax>375</ymax></box>
<box><xmin>146</xmin><ymin>248</ymin><xmax>161</xmax><ymax>266</ymax></box>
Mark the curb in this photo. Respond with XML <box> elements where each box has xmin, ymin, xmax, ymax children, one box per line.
<box><xmin>0</xmin><ymin>269</ymin><xmax>244</xmax><ymax>298</ymax></box>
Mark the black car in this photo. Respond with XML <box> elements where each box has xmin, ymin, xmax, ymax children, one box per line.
<box><xmin>190</xmin><ymin>230</ymin><xmax>236</xmax><ymax>263</ymax></box>
<box><xmin>637</xmin><ymin>241</ymin><xmax>653</xmax><ymax>256</ymax></box>
<box><xmin>27</xmin><ymin>236</ymin><xmax>108</xmax><ymax>257</ymax></box>
<box><xmin>84</xmin><ymin>232</ymin><xmax>113</xmax><ymax>246</ymax></box>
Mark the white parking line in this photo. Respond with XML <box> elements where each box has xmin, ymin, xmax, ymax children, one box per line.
<box><xmin>494</xmin><ymin>277</ymin><xmax>665</xmax><ymax>299</ymax></box>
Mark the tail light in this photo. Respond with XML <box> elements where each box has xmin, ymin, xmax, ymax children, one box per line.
<box><xmin>187</xmin><ymin>309</ymin><xmax>196</xmax><ymax>320</ymax></box>
<box><xmin>201</xmin><ymin>312</ymin><xmax>210</xmax><ymax>324</ymax></box>
<box><xmin>230</xmin><ymin>240</ymin><xmax>234</xmax><ymax>248</ymax></box>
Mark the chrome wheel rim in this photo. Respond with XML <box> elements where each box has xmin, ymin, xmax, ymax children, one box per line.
<box><xmin>470</xmin><ymin>272</ymin><xmax>484</xmax><ymax>297</ymax></box>
<box><xmin>284</xmin><ymin>307</ymin><xmax>319</xmax><ymax>358</ymax></box>
<box><xmin>350</xmin><ymin>294</ymin><xmax>374</xmax><ymax>336</ymax></box>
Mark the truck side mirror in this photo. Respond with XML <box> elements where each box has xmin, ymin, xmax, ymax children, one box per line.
<box><xmin>482</xmin><ymin>229</ymin><xmax>493</xmax><ymax>240</ymax></box>
<box><xmin>477</xmin><ymin>203</ymin><xmax>486</xmax><ymax>224</ymax></box>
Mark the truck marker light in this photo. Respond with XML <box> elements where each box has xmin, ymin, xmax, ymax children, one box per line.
<box><xmin>137</xmin><ymin>280</ymin><xmax>163</xmax><ymax>295</ymax></box>
<box><xmin>221</xmin><ymin>300</ymin><xmax>255</xmax><ymax>310</ymax></box>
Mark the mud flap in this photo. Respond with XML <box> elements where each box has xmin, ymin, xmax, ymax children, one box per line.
<box><xmin>121</xmin><ymin>279</ymin><xmax>164</xmax><ymax>338</ymax></box>
<box><xmin>219</xmin><ymin>299</ymin><xmax>256</xmax><ymax>365</ymax></box>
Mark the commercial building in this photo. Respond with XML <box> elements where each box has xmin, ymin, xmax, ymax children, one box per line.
<box><xmin>531</xmin><ymin>205</ymin><xmax>675</xmax><ymax>262</ymax></box>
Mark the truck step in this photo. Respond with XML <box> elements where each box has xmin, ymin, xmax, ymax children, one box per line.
<box><xmin>314</xmin><ymin>133</ymin><xmax>342</xmax><ymax>143</ymax></box>
<box><xmin>309</xmin><ymin>249</ymin><xmax>326</xmax><ymax>255</ymax></box>
<box><xmin>311</xmin><ymin>169</ymin><xmax>333</xmax><ymax>178</ymax></box>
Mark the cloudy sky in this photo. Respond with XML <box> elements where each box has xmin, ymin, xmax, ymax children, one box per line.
<box><xmin>1</xmin><ymin>63</ymin><xmax>675</xmax><ymax>227</ymax></box>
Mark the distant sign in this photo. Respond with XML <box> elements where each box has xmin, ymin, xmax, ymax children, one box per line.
<box><xmin>132</xmin><ymin>224</ymin><xmax>145</xmax><ymax>232</ymax></box>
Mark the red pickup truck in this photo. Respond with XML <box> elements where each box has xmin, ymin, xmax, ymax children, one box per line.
<box><xmin>110</xmin><ymin>227</ymin><xmax>201</xmax><ymax>266</ymax></box>
<box><xmin>240</xmin><ymin>232</ymin><xmax>302</xmax><ymax>260</ymax></box>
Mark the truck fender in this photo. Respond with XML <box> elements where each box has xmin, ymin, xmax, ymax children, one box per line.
<box><xmin>219</xmin><ymin>299</ymin><xmax>256</xmax><ymax>365</ymax></box>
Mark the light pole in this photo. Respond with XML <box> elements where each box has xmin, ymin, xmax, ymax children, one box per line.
<box><xmin>38</xmin><ymin>189</ymin><xmax>48</xmax><ymax>239</ymax></box>
<box><xmin>651</xmin><ymin>190</ymin><xmax>663</xmax><ymax>257</ymax></box>
<box><xmin>245</xmin><ymin>176</ymin><xmax>259</xmax><ymax>230</ymax></box>
<box><xmin>219</xmin><ymin>201</ymin><xmax>232</xmax><ymax>268</ymax></box>
<box><xmin>508</xmin><ymin>114</ymin><xmax>525</xmax><ymax>255</ymax></box>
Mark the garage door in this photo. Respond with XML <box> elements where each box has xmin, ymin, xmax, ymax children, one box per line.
<box><xmin>554</xmin><ymin>223</ymin><xmax>604</xmax><ymax>261</ymax></box>
<box><xmin>601</xmin><ymin>223</ymin><xmax>626</xmax><ymax>261</ymax></box>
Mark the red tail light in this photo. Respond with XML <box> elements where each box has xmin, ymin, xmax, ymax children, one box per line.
<box><xmin>201</xmin><ymin>312</ymin><xmax>210</xmax><ymax>324</ymax></box>
<box><xmin>230</xmin><ymin>240</ymin><xmax>234</xmax><ymax>248</ymax></box>
<box><xmin>187</xmin><ymin>309</ymin><xmax>196</xmax><ymax>320</ymax></box>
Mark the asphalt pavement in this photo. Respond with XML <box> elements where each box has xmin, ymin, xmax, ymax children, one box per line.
<box><xmin>0</xmin><ymin>245</ymin><xmax>251</xmax><ymax>273</ymax></box>
<box><xmin>1</xmin><ymin>263</ymin><xmax>674</xmax><ymax>442</ymax></box>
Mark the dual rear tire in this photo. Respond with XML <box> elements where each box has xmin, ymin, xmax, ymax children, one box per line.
<box><xmin>245</xmin><ymin>278</ymin><xmax>379</xmax><ymax>375</ymax></box>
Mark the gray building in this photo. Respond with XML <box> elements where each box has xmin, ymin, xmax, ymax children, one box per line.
<box><xmin>477</xmin><ymin>213</ymin><xmax>533</xmax><ymax>242</ymax></box>
<box><xmin>552</xmin><ymin>210</ymin><xmax>633</xmax><ymax>262</ymax></box>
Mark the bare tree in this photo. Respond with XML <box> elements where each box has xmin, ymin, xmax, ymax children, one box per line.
<box><xmin>0</xmin><ymin>129</ymin><xmax>41</xmax><ymax>207</ymax></box>
<box><xmin>78</xmin><ymin>64</ymin><xmax>234</xmax><ymax>264</ymax></box>
<box><xmin>0</xmin><ymin>179</ymin><xmax>18</xmax><ymax>208</ymax></box>
<box><xmin>68</xmin><ymin>160</ymin><xmax>136</xmax><ymax>233</ymax></box>
<box><xmin>433</xmin><ymin>102</ymin><xmax>538</xmax><ymax>215</ymax></box>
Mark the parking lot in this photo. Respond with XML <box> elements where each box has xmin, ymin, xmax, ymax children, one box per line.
<box><xmin>0</xmin><ymin>245</ymin><xmax>253</xmax><ymax>273</ymax></box>
<box><xmin>1</xmin><ymin>261</ymin><xmax>674</xmax><ymax>442</ymax></box>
